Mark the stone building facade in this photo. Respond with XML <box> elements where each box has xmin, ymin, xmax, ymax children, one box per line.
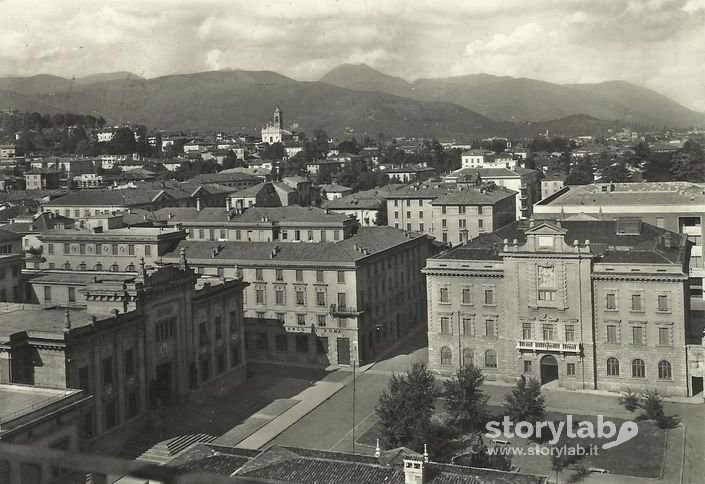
<box><xmin>424</xmin><ymin>219</ymin><xmax>697</xmax><ymax>396</ymax></box>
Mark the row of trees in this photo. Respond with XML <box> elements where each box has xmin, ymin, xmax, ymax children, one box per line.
<box><xmin>0</xmin><ymin>111</ymin><xmax>107</xmax><ymax>136</ymax></box>
<box><xmin>376</xmin><ymin>363</ymin><xmax>546</xmax><ymax>469</ymax></box>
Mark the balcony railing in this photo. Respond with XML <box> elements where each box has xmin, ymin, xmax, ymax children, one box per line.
<box><xmin>517</xmin><ymin>339</ymin><xmax>581</xmax><ymax>354</ymax></box>
<box><xmin>329</xmin><ymin>304</ymin><xmax>362</xmax><ymax>317</ymax></box>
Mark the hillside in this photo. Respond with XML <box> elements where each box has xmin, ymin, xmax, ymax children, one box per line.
<box><xmin>320</xmin><ymin>64</ymin><xmax>704</xmax><ymax>128</ymax></box>
<box><xmin>0</xmin><ymin>70</ymin><xmax>500</xmax><ymax>137</ymax></box>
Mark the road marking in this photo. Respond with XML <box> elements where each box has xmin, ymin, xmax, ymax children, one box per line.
<box><xmin>328</xmin><ymin>410</ymin><xmax>378</xmax><ymax>451</ymax></box>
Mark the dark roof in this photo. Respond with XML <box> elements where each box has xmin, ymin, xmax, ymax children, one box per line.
<box><xmin>436</xmin><ymin>220</ymin><xmax>686</xmax><ymax>264</ymax></box>
<box><xmin>451</xmin><ymin>167</ymin><xmax>537</xmax><ymax>178</ymax></box>
<box><xmin>165</xmin><ymin>226</ymin><xmax>427</xmax><ymax>265</ymax></box>
<box><xmin>0</xmin><ymin>228</ymin><xmax>21</xmax><ymax>242</ymax></box>
<box><xmin>188</xmin><ymin>172</ymin><xmax>260</xmax><ymax>184</ymax></box>
<box><xmin>234</xmin><ymin>206</ymin><xmax>350</xmax><ymax>223</ymax></box>
<box><xmin>431</xmin><ymin>187</ymin><xmax>516</xmax><ymax>206</ymax></box>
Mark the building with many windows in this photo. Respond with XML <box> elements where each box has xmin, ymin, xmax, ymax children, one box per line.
<box><xmin>534</xmin><ymin>182</ymin><xmax>705</xmax><ymax>298</ymax></box>
<box><xmin>146</xmin><ymin>205</ymin><xmax>356</xmax><ymax>243</ymax></box>
<box><xmin>424</xmin><ymin>218</ymin><xmax>699</xmax><ymax>397</ymax></box>
<box><xmin>385</xmin><ymin>183</ymin><xmax>516</xmax><ymax>246</ymax></box>
<box><xmin>162</xmin><ymin>227</ymin><xmax>434</xmax><ymax>366</ymax></box>
<box><xmin>0</xmin><ymin>229</ymin><xmax>22</xmax><ymax>302</ymax></box>
<box><xmin>446</xmin><ymin>167</ymin><xmax>541</xmax><ymax>220</ymax></box>
<box><xmin>0</xmin><ymin>260</ymin><xmax>248</xmax><ymax>457</ymax></box>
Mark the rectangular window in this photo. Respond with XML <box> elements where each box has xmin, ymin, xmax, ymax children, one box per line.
<box><xmin>523</xmin><ymin>361</ymin><xmax>532</xmax><ymax>373</ymax></box>
<box><xmin>458</xmin><ymin>206</ymin><xmax>466</xmax><ymax>214</ymax></box>
<box><xmin>658</xmin><ymin>295</ymin><xmax>669</xmax><ymax>312</ymax></box>
<box><xmin>334</xmin><ymin>230</ymin><xmax>340</xmax><ymax>241</ymax></box>
<box><xmin>220</xmin><ymin>229</ymin><xmax>227</xmax><ymax>240</ymax></box>
<box><xmin>255</xmin><ymin>268</ymin><xmax>263</xmax><ymax>281</ymax></box>
<box><xmin>64</xmin><ymin>243</ymin><xmax>70</xmax><ymax>254</ymax></box>
<box><xmin>658</xmin><ymin>327</ymin><xmax>670</xmax><ymax>346</ymax></box>
<box><xmin>483</xmin><ymin>288</ymin><xmax>495</xmax><ymax>305</ymax></box>
<box><xmin>462</xmin><ymin>317</ymin><xmax>473</xmax><ymax>335</ymax></box>
<box><xmin>48</xmin><ymin>243</ymin><xmax>54</xmax><ymax>254</ymax></box>
<box><xmin>276</xmin><ymin>312</ymin><xmax>286</xmax><ymax>324</ymax></box>
<box><xmin>567</xmin><ymin>363</ymin><xmax>576</xmax><ymax>377</ymax></box>
<box><xmin>295</xmin><ymin>270</ymin><xmax>303</xmax><ymax>282</ymax></box>
<box><xmin>419</xmin><ymin>223</ymin><xmax>424</xmax><ymax>232</ymax></box>
<box><xmin>522</xmin><ymin>323</ymin><xmax>532</xmax><ymax>339</ymax></box>
<box><xmin>337</xmin><ymin>271</ymin><xmax>345</xmax><ymax>283</ymax></box>
<box><xmin>112</xmin><ymin>243</ymin><xmax>118</xmax><ymax>255</ymax></box>
<box><xmin>542</xmin><ymin>324</ymin><xmax>554</xmax><ymax>341</ymax></box>
<box><xmin>564</xmin><ymin>325</ymin><xmax>575</xmax><ymax>342</ymax></box>
<box><xmin>316</xmin><ymin>290</ymin><xmax>326</xmax><ymax>306</ymax></box>
<box><xmin>317</xmin><ymin>314</ymin><xmax>327</xmax><ymax>327</ymax></box>
<box><xmin>128</xmin><ymin>244</ymin><xmax>135</xmax><ymax>256</ymax></box>
<box><xmin>124</xmin><ymin>348</ymin><xmax>135</xmax><ymax>377</ymax></box>
<box><xmin>276</xmin><ymin>334</ymin><xmax>288</xmax><ymax>352</ymax></box>
<box><xmin>256</xmin><ymin>289</ymin><xmax>265</xmax><ymax>304</ymax></box>
<box><xmin>102</xmin><ymin>356</ymin><xmax>113</xmax><ymax>386</ymax></box>
<box><xmin>538</xmin><ymin>290</ymin><xmax>556</xmax><ymax>301</ymax></box>
<box><xmin>485</xmin><ymin>319</ymin><xmax>496</xmax><ymax>337</ymax></box>
<box><xmin>199</xmin><ymin>322</ymin><xmax>208</xmax><ymax>346</ymax></box>
<box><xmin>606</xmin><ymin>293</ymin><xmax>617</xmax><ymax>310</ymax></box>
<box><xmin>296</xmin><ymin>314</ymin><xmax>306</xmax><ymax>326</ymax></box>
<box><xmin>215</xmin><ymin>316</ymin><xmax>222</xmax><ymax>339</ymax></box>
<box><xmin>418</xmin><ymin>211</ymin><xmax>423</xmax><ymax>219</ymax></box>
<box><xmin>294</xmin><ymin>230</ymin><xmax>301</xmax><ymax>241</ymax></box>
<box><xmin>275</xmin><ymin>269</ymin><xmax>283</xmax><ymax>281</ymax></box>
<box><xmin>337</xmin><ymin>292</ymin><xmax>347</xmax><ymax>308</ymax></box>
<box><xmin>316</xmin><ymin>270</ymin><xmax>324</xmax><ymax>282</ymax></box>
<box><xmin>606</xmin><ymin>325</ymin><xmax>618</xmax><ymax>343</ymax></box>
<box><xmin>631</xmin><ymin>294</ymin><xmax>643</xmax><ymax>311</ymax></box>
<box><xmin>439</xmin><ymin>287</ymin><xmax>449</xmax><ymax>303</ymax></box>
<box><xmin>68</xmin><ymin>287</ymin><xmax>76</xmax><ymax>302</ymax></box>
<box><xmin>275</xmin><ymin>287</ymin><xmax>285</xmax><ymax>305</ymax></box>
<box><xmin>44</xmin><ymin>286</ymin><xmax>52</xmax><ymax>302</ymax></box>
<box><xmin>462</xmin><ymin>288</ymin><xmax>472</xmax><ymax>304</ymax></box>
<box><xmin>441</xmin><ymin>219</ymin><xmax>447</xmax><ymax>228</ymax></box>
<box><xmin>440</xmin><ymin>317</ymin><xmax>451</xmax><ymax>334</ymax></box>
<box><xmin>632</xmin><ymin>326</ymin><xmax>645</xmax><ymax>346</ymax></box>
<box><xmin>296</xmin><ymin>288</ymin><xmax>305</xmax><ymax>305</ymax></box>
<box><xmin>144</xmin><ymin>245</ymin><xmax>151</xmax><ymax>257</ymax></box>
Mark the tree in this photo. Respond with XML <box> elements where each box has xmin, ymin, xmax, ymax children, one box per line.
<box><xmin>376</xmin><ymin>362</ymin><xmax>436</xmax><ymax>451</ymax></box>
<box><xmin>110</xmin><ymin>127</ymin><xmax>137</xmax><ymax>154</ymax></box>
<box><xmin>618</xmin><ymin>389</ymin><xmax>640</xmax><ymax>413</ymax></box>
<box><xmin>565</xmin><ymin>158</ymin><xmax>593</xmax><ymax>185</ymax></box>
<box><xmin>599</xmin><ymin>162</ymin><xmax>632</xmax><ymax>183</ymax></box>
<box><xmin>504</xmin><ymin>377</ymin><xmax>545</xmax><ymax>441</ymax></box>
<box><xmin>670</xmin><ymin>140</ymin><xmax>705</xmax><ymax>182</ymax></box>
<box><xmin>443</xmin><ymin>365</ymin><xmax>488</xmax><ymax>434</ymax></box>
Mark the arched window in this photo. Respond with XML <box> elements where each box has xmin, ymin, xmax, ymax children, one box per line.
<box><xmin>94</xmin><ymin>263</ymin><xmax>103</xmax><ymax>271</ymax></box>
<box><xmin>440</xmin><ymin>347</ymin><xmax>452</xmax><ymax>366</ymax></box>
<box><xmin>63</xmin><ymin>261</ymin><xmax>71</xmax><ymax>270</ymax></box>
<box><xmin>485</xmin><ymin>350</ymin><xmax>497</xmax><ymax>368</ymax></box>
<box><xmin>631</xmin><ymin>359</ymin><xmax>645</xmax><ymax>378</ymax></box>
<box><xmin>462</xmin><ymin>348</ymin><xmax>474</xmax><ymax>367</ymax></box>
<box><xmin>78</xmin><ymin>262</ymin><xmax>87</xmax><ymax>271</ymax></box>
<box><xmin>109</xmin><ymin>263</ymin><xmax>119</xmax><ymax>272</ymax></box>
<box><xmin>607</xmin><ymin>357</ymin><xmax>620</xmax><ymax>376</ymax></box>
<box><xmin>658</xmin><ymin>360</ymin><xmax>672</xmax><ymax>380</ymax></box>
<box><xmin>126</xmin><ymin>263</ymin><xmax>136</xmax><ymax>272</ymax></box>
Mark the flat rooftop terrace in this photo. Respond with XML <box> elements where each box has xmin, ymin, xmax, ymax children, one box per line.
<box><xmin>0</xmin><ymin>303</ymin><xmax>93</xmax><ymax>339</ymax></box>
<box><xmin>538</xmin><ymin>182</ymin><xmax>705</xmax><ymax>206</ymax></box>
<box><xmin>0</xmin><ymin>384</ymin><xmax>81</xmax><ymax>427</ymax></box>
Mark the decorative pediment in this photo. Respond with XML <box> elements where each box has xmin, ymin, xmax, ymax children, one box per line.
<box><xmin>523</xmin><ymin>221</ymin><xmax>568</xmax><ymax>236</ymax></box>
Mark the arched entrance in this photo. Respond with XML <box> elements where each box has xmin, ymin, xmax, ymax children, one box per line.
<box><xmin>540</xmin><ymin>355</ymin><xmax>559</xmax><ymax>385</ymax></box>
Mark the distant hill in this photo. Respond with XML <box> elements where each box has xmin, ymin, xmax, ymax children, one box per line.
<box><xmin>0</xmin><ymin>70</ymin><xmax>501</xmax><ymax>137</ymax></box>
<box><xmin>76</xmin><ymin>71</ymin><xmax>145</xmax><ymax>84</ymax></box>
<box><xmin>320</xmin><ymin>64</ymin><xmax>704</xmax><ymax>128</ymax></box>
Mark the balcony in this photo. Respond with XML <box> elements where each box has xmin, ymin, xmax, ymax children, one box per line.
<box><xmin>517</xmin><ymin>339</ymin><xmax>581</xmax><ymax>354</ymax></box>
<box><xmin>329</xmin><ymin>304</ymin><xmax>362</xmax><ymax>317</ymax></box>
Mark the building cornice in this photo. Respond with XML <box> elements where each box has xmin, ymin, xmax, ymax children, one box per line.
<box><xmin>591</xmin><ymin>273</ymin><xmax>688</xmax><ymax>282</ymax></box>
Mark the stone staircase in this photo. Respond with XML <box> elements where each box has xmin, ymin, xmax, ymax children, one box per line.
<box><xmin>136</xmin><ymin>433</ymin><xmax>217</xmax><ymax>465</ymax></box>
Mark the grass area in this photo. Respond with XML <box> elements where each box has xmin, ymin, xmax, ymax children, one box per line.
<box><xmin>358</xmin><ymin>402</ymin><xmax>667</xmax><ymax>478</ymax></box>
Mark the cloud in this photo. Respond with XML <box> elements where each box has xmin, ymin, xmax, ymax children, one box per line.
<box><xmin>0</xmin><ymin>0</ymin><xmax>701</xmax><ymax>110</ymax></box>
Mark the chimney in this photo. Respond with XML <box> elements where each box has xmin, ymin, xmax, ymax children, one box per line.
<box><xmin>196</xmin><ymin>198</ymin><xmax>202</xmax><ymax>212</ymax></box>
<box><xmin>403</xmin><ymin>457</ymin><xmax>425</xmax><ymax>484</ymax></box>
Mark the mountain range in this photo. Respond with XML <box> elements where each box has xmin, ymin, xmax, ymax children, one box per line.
<box><xmin>0</xmin><ymin>65</ymin><xmax>700</xmax><ymax>138</ymax></box>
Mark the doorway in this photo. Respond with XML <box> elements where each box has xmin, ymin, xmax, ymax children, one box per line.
<box><xmin>337</xmin><ymin>337</ymin><xmax>351</xmax><ymax>365</ymax></box>
<box><xmin>692</xmin><ymin>376</ymin><xmax>703</xmax><ymax>396</ymax></box>
<box><xmin>540</xmin><ymin>355</ymin><xmax>559</xmax><ymax>385</ymax></box>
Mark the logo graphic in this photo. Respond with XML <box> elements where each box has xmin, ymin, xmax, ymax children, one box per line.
<box><xmin>485</xmin><ymin>415</ymin><xmax>638</xmax><ymax>449</ymax></box>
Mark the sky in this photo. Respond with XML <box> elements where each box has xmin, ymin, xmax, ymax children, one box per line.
<box><xmin>0</xmin><ymin>0</ymin><xmax>703</xmax><ymax>111</ymax></box>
